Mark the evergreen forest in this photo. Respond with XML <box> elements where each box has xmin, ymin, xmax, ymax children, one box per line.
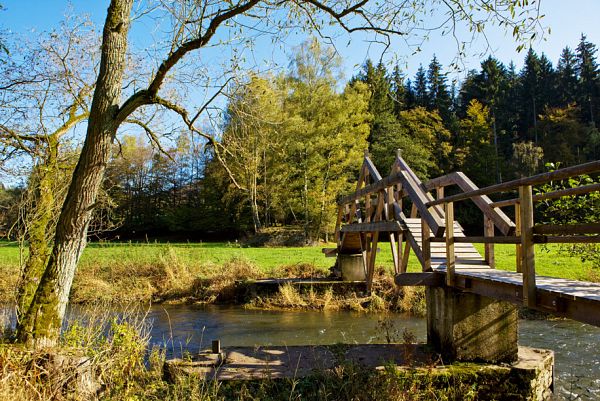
<box><xmin>3</xmin><ymin>36</ymin><xmax>600</xmax><ymax>242</ymax></box>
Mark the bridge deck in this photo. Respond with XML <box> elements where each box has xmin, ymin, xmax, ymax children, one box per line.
<box><xmin>400</xmin><ymin>218</ymin><xmax>600</xmax><ymax>326</ymax></box>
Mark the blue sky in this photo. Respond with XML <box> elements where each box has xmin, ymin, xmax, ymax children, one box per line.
<box><xmin>3</xmin><ymin>0</ymin><xmax>600</xmax><ymax>82</ymax></box>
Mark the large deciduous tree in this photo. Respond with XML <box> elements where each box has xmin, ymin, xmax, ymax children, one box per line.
<box><xmin>15</xmin><ymin>0</ymin><xmax>544</xmax><ymax>345</ymax></box>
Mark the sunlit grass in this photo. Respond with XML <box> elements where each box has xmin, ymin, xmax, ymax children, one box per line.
<box><xmin>0</xmin><ymin>240</ymin><xmax>595</xmax><ymax>303</ymax></box>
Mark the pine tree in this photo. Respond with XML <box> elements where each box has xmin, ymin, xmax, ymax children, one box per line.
<box><xmin>353</xmin><ymin>59</ymin><xmax>395</xmax><ymax>149</ymax></box>
<box><xmin>391</xmin><ymin>64</ymin><xmax>406</xmax><ymax>115</ymax></box>
<box><xmin>413</xmin><ymin>65</ymin><xmax>429</xmax><ymax>107</ymax></box>
<box><xmin>538</xmin><ymin>54</ymin><xmax>557</xmax><ymax>108</ymax></box>
<box><xmin>479</xmin><ymin>56</ymin><xmax>507</xmax><ymax>183</ymax></box>
<box><xmin>404</xmin><ymin>78</ymin><xmax>416</xmax><ymax>110</ymax></box>
<box><xmin>557</xmin><ymin>46</ymin><xmax>578</xmax><ymax>106</ymax></box>
<box><xmin>576</xmin><ymin>34</ymin><xmax>599</xmax><ymax>125</ymax></box>
<box><xmin>427</xmin><ymin>55</ymin><xmax>452</xmax><ymax>123</ymax></box>
<box><xmin>520</xmin><ymin>48</ymin><xmax>542</xmax><ymax>141</ymax></box>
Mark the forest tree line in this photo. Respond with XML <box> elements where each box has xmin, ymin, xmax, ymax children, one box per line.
<box><xmin>3</xmin><ymin>35</ymin><xmax>600</xmax><ymax>242</ymax></box>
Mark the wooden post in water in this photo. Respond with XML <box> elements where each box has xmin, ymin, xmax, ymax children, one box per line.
<box><xmin>519</xmin><ymin>185</ymin><xmax>536</xmax><ymax>308</ymax></box>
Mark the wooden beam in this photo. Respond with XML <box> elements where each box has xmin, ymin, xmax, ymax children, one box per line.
<box><xmin>452</xmin><ymin>172</ymin><xmax>516</xmax><ymax>235</ymax></box>
<box><xmin>340</xmin><ymin>221</ymin><xmax>404</xmax><ymax>232</ymax></box>
<box><xmin>400</xmin><ymin>170</ymin><xmax>445</xmax><ymax>236</ymax></box>
<box><xmin>337</xmin><ymin>173</ymin><xmax>404</xmax><ymax>205</ymax></box>
<box><xmin>366</xmin><ymin>231</ymin><xmax>379</xmax><ymax>293</ymax></box>
<box><xmin>533</xmin><ymin>223</ymin><xmax>600</xmax><ymax>235</ymax></box>
<box><xmin>515</xmin><ymin>203</ymin><xmax>522</xmax><ymax>273</ymax></box>
<box><xmin>490</xmin><ymin>183</ymin><xmax>600</xmax><ymax>208</ymax></box>
<box><xmin>364</xmin><ymin>156</ymin><xmax>383</xmax><ymax>181</ymax></box>
<box><xmin>395</xmin><ymin>272</ymin><xmax>444</xmax><ymax>286</ymax></box>
<box><xmin>399</xmin><ymin>203</ymin><xmax>423</xmax><ymax>273</ymax></box>
<box><xmin>520</xmin><ymin>185</ymin><xmax>536</xmax><ymax>308</ymax></box>
<box><xmin>395</xmin><ymin>155</ymin><xmax>445</xmax><ymax>220</ymax></box>
<box><xmin>534</xmin><ymin>235</ymin><xmax>600</xmax><ymax>243</ymax></box>
<box><xmin>424</xmin><ymin>172</ymin><xmax>458</xmax><ymax>190</ymax></box>
<box><xmin>422</xmin><ymin>218</ymin><xmax>431</xmax><ymax>272</ymax></box>
<box><xmin>429</xmin><ymin>236</ymin><xmax>521</xmax><ymax>244</ymax></box>
<box><xmin>436</xmin><ymin>186</ymin><xmax>444</xmax><ymax>201</ymax></box>
<box><xmin>445</xmin><ymin>202</ymin><xmax>455</xmax><ymax>286</ymax></box>
<box><xmin>484</xmin><ymin>215</ymin><xmax>496</xmax><ymax>268</ymax></box>
<box><xmin>427</xmin><ymin>160</ymin><xmax>600</xmax><ymax>207</ymax></box>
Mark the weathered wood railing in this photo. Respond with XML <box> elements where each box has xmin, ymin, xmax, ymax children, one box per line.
<box><xmin>426</xmin><ymin>160</ymin><xmax>600</xmax><ymax>308</ymax></box>
<box><xmin>334</xmin><ymin>152</ymin><xmax>600</xmax><ymax>304</ymax></box>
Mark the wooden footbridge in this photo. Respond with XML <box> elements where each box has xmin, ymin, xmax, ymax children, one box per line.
<box><xmin>326</xmin><ymin>151</ymin><xmax>600</xmax><ymax>327</ymax></box>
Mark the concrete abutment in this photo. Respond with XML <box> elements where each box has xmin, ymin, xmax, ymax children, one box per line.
<box><xmin>426</xmin><ymin>285</ymin><xmax>519</xmax><ymax>363</ymax></box>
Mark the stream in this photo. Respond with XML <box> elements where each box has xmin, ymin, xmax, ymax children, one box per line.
<box><xmin>143</xmin><ymin>304</ymin><xmax>600</xmax><ymax>401</ymax></box>
<box><xmin>4</xmin><ymin>303</ymin><xmax>597</xmax><ymax>399</ymax></box>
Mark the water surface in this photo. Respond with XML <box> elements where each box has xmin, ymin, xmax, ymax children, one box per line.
<box><xmin>145</xmin><ymin>304</ymin><xmax>600</xmax><ymax>401</ymax></box>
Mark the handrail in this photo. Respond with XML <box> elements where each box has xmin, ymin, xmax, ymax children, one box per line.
<box><xmin>427</xmin><ymin>160</ymin><xmax>600</xmax><ymax>207</ymax></box>
<box><xmin>337</xmin><ymin>173</ymin><xmax>403</xmax><ymax>205</ymax></box>
<box><xmin>490</xmin><ymin>182</ymin><xmax>600</xmax><ymax>208</ymax></box>
<box><xmin>425</xmin><ymin>171</ymin><xmax>516</xmax><ymax>236</ymax></box>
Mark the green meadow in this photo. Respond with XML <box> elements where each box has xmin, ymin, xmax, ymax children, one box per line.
<box><xmin>0</xmin><ymin>240</ymin><xmax>594</xmax><ymax>303</ymax></box>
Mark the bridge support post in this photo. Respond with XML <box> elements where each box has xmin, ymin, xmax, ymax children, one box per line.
<box><xmin>426</xmin><ymin>286</ymin><xmax>518</xmax><ymax>364</ymax></box>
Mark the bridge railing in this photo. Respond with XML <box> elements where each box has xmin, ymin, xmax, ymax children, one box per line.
<box><xmin>335</xmin><ymin>151</ymin><xmax>529</xmax><ymax>290</ymax></box>
<box><xmin>426</xmin><ymin>160</ymin><xmax>600</xmax><ymax>307</ymax></box>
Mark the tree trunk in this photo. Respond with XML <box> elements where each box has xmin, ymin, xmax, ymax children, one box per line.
<box><xmin>16</xmin><ymin>0</ymin><xmax>134</xmax><ymax>346</ymax></box>
<box><xmin>16</xmin><ymin>141</ymin><xmax>57</xmax><ymax>322</ymax></box>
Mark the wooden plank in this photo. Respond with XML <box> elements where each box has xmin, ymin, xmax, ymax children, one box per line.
<box><xmin>432</xmin><ymin>259</ymin><xmax>487</xmax><ymax>266</ymax></box>
<box><xmin>520</xmin><ymin>185</ymin><xmax>536</xmax><ymax>308</ymax></box>
<box><xmin>533</xmin><ymin>223</ymin><xmax>600</xmax><ymax>235</ymax></box>
<box><xmin>534</xmin><ymin>235</ymin><xmax>600</xmax><ymax>243</ymax></box>
<box><xmin>429</xmin><ymin>236</ymin><xmax>521</xmax><ymax>244</ymax></box>
<box><xmin>399</xmin><ymin>170</ymin><xmax>445</xmax><ymax>236</ymax></box>
<box><xmin>364</xmin><ymin>156</ymin><xmax>383</xmax><ymax>181</ymax></box>
<box><xmin>399</xmin><ymin>206</ymin><xmax>421</xmax><ymax>272</ymax></box>
<box><xmin>366</xmin><ymin>231</ymin><xmax>379</xmax><ymax>293</ymax></box>
<box><xmin>515</xmin><ymin>203</ymin><xmax>522</xmax><ymax>273</ymax></box>
<box><xmin>422</xmin><ymin>218</ymin><xmax>431</xmax><ymax>272</ymax></box>
<box><xmin>395</xmin><ymin>155</ymin><xmax>445</xmax><ymax>220</ymax></box>
<box><xmin>340</xmin><ymin>221</ymin><xmax>404</xmax><ymax>232</ymax></box>
<box><xmin>424</xmin><ymin>173</ymin><xmax>457</xmax><ymax>190</ymax></box>
<box><xmin>453</xmin><ymin>172</ymin><xmax>516</xmax><ymax>235</ymax></box>
<box><xmin>484</xmin><ymin>215</ymin><xmax>495</xmax><ymax>268</ymax></box>
<box><xmin>395</xmin><ymin>272</ymin><xmax>444</xmax><ymax>286</ymax></box>
<box><xmin>337</xmin><ymin>173</ymin><xmax>404</xmax><ymax>205</ymax></box>
<box><xmin>436</xmin><ymin>186</ymin><xmax>444</xmax><ymax>201</ymax></box>
<box><xmin>490</xmin><ymin>182</ymin><xmax>600</xmax><ymax>208</ymax></box>
<box><xmin>445</xmin><ymin>202</ymin><xmax>455</xmax><ymax>286</ymax></box>
<box><xmin>427</xmin><ymin>160</ymin><xmax>600</xmax><ymax>207</ymax></box>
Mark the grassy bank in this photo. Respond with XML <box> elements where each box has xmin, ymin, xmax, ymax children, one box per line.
<box><xmin>0</xmin><ymin>241</ymin><xmax>595</xmax><ymax>306</ymax></box>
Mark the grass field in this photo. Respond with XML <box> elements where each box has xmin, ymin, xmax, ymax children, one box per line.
<box><xmin>0</xmin><ymin>240</ymin><xmax>595</xmax><ymax>303</ymax></box>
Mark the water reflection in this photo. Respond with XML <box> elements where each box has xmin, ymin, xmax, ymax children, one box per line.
<box><xmin>146</xmin><ymin>304</ymin><xmax>426</xmax><ymax>353</ymax></box>
<box><xmin>145</xmin><ymin>305</ymin><xmax>600</xmax><ymax>401</ymax></box>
